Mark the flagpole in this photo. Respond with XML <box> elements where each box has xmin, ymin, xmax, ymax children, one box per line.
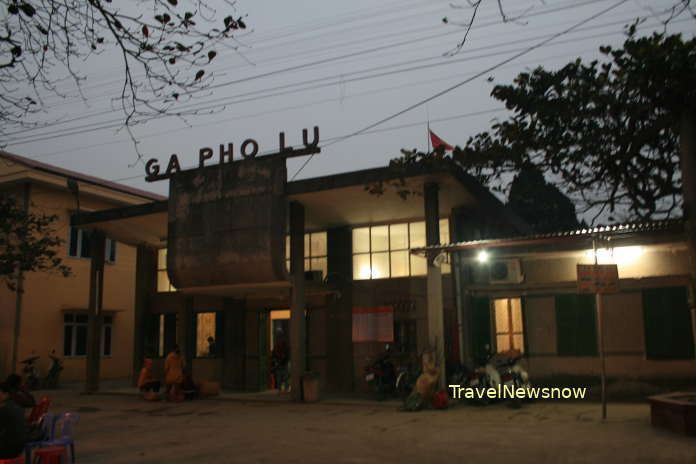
<box><xmin>427</xmin><ymin>107</ymin><xmax>431</xmax><ymax>153</ymax></box>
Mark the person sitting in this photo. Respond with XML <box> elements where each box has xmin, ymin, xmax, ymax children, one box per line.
<box><xmin>5</xmin><ymin>373</ymin><xmax>36</xmax><ymax>408</ymax></box>
<box><xmin>164</xmin><ymin>345</ymin><xmax>185</xmax><ymax>401</ymax></box>
<box><xmin>0</xmin><ymin>381</ymin><xmax>27</xmax><ymax>460</ymax></box>
<box><xmin>137</xmin><ymin>359</ymin><xmax>161</xmax><ymax>393</ymax></box>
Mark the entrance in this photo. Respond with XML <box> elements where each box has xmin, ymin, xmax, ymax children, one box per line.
<box><xmin>268</xmin><ymin>310</ymin><xmax>290</xmax><ymax>390</ymax></box>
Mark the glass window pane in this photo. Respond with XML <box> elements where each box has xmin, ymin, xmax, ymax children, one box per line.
<box><xmin>304</xmin><ymin>258</ymin><xmax>310</xmax><ymax>272</ymax></box>
<box><xmin>158</xmin><ymin>249</ymin><xmax>167</xmax><ymax>270</ymax></box>
<box><xmin>390</xmin><ymin>224</ymin><xmax>408</xmax><ymax>250</ymax></box>
<box><xmin>75</xmin><ymin>326</ymin><xmax>88</xmax><ymax>356</ymax></box>
<box><xmin>196</xmin><ymin>313</ymin><xmax>217</xmax><ymax>357</ymax></box>
<box><xmin>103</xmin><ymin>316</ymin><xmax>113</xmax><ymax>324</ymax></box>
<box><xmin>494</xmin><ymin>299</ymin><xmax>509</xmax><ymax>333</ymax></box>
<box><xmin>69</xmin><ymin>228</ymin><xmax>78</xmax><ymax>257</ymax></box>
<box><xmin>439</xmin><ymin>218</ymin><xmax>450</xmax><ymax>245</ymax></box>
<box><xmin>75</xmin><ymin>314</ymin><xmax>88</xmax><ymax>323</ymax></box>
<box><xmin>409</xmin><ymin>222</ymin><xmax>426</xmax><ymax>248</ymax></box>
<box><xmin>285</xmin><ymin>259</ymin><xmax>290</xmax><ymax>272</ymax></box>
<box><xmin>310</xmin><ymin>232</ymin><xmax>327</xmax><ymax>257</ymax></box>
<box><xmin>80</xmin><ymin>230</ymin><xmax>91</xmax><ymax>258</ymax></box>
<box><xmin>157</xmin><ymin>271</ymin><xmax>171</xmax><ymax>293</ymax></box>
<box><xmin>353</xmin><ymin>254</ymin><xmax>371</xmax><ymax>280</ymax></box>
<box><xmin>441</xmin><ymin>261</ymin><xmax>451</xmax><ymax>275</ymax></box>
<box><xmin>510</xmin><ymin>298</ymin><xmax>523</xmax><ymax>332</ymax></box>
<box><xmin>352</xmin><ymin>228</ymin><xmax>370</xmax><ymax>254</ymax></box>
<box><xmin>496</xmin><ymin>335</ymin><xmax>510</xmax><ymax>353</ymax></box>
<box><xmin>513</xmin><ymin>335</ymin><xmax>524</xmax><ymax>353</ymax></box>
<box><xmin>410</xmin><ymin>254</ymin><xmax>426</xmax><ymax>276</ymax></box>
<box><xmin>64</xmin><ymin>326</ymin><xmax>73</xmax><ymax>356</ymax></box>
<box><xmin>371</xmin><ymin>252</ymin><xmax>389</xmax><ymax>279</ymax></box>
<box><xmin>371</xmin><ymin>226</ymin><xmax>389</xmax><ymax>252</ymax></box>
<box><xmin>304</xmin><ymin>234</ymin><xmax>310</xmax><ymax>258</ymax></box>
<box><xmin>64</xmin><ymin>314</ymin><xmax>74</xmax><ymax>323</ymax></box>
<box><xmin>390</xmin><ymin>251</ymin><xmax>409</xmax><ymax>277</ymax></box>
<box><xmin>310</xmin><ymin>257</ymin><xmax>327</xmax><ymax>279</ymax></box>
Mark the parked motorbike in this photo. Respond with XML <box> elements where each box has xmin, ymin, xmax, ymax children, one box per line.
<box><xmin>495</xmin><ymin>353</ymin><xmax>532</xmax><ymax>407</ymax></box>
<box><xmin>43</xmin><ymin>350</ymin><xmax>64</xmax><ymax>389</ymax></box>
<box><xmin>395</xmin><ymin>362</ymin><xmax>420</xmax><ymax>400</ymax></box>
<box><xmin>20</xmin><ymin>355</ymin><xmax>40</xmax><ymax>390</ymax></box>
<box><xmin>364</xmin><ymin>344</ymin><xmax>397</xmax><ymax>401</ymax></box>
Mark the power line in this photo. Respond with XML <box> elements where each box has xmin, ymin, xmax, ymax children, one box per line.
<box><xmin>10</xmin><ymin>0</ymin><xmax>611</xmax><ymax>122</ymax></box>
<box><xmin>6</xmin><ymin>13</ymin><xmax>650</xmax><ymax>144</ymax></box>
<box><xmin>289</xmin><ymin>0</ymin><xmax>631</xmax><ymax>181</ymax></box>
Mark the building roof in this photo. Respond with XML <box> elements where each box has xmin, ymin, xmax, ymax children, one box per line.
<box><xmin>410</xmin><ymin>219</ymin><xmax>685</xmax><ymax>255</ymax></box>
<box><xmin>0</xmin><ymin>150</ymin><xmax>166</xmax><ymax>202</ymax></box>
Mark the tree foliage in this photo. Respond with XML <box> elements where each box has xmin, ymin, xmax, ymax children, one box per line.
<box><xmin>454</xmin><ymin>27</ymin><xmax>696</xmax><ymax>222</ymax></box>
<box><xmin>0</xmin><ymin>195</ymin><xmax>71</xmax><ymax>291</ymax></box>
<box><xmin>0</xmin><ymin>0</ymin><xmax>247</xmax><ymax>147</ymax></box>
<box><xmin>506</xmin><ymin>165</ymin><xmax>580</xmax><ymax>233</ymax></box>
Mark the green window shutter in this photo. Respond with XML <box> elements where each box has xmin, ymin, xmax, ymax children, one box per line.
<box><xmin>643</xmin><ymin>287</ymin><xmax>695</xmax><ymax>360</ymax></box>
<box><xmin>555</xmin><ymin>294</ymin><xmax>597</xmax><ymax>356</ymax></box>
<box><xmin>471</xmin><ymin>296</ymin><xmax>491</xmax><ymax>363</ymax></box>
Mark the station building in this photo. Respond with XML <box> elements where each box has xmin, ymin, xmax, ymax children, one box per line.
<box><xmin>2</xmin><ymin>149</ymin><xmax>694</xmax><ymax>393</ymax></box>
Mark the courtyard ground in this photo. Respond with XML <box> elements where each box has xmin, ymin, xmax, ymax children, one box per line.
<box><xmin>34</xmin><ymin>389</ymin><xmax>695</xmax><ymax>463</ymax></box>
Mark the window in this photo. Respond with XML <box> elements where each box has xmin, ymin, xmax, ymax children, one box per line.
<box><xmin>555</xmin><ymin>294</ymin><xmax>597</xmax><ymax>356</ymax></box>
<box><xmin>157</xmin><ymin>249</ymin><xmax>177</xmax><ymax>292</ymax></box>
<box><xmin>63</xmin><ymin>314</ymin><xmax>112</xmax><ymax>357</ymax></box>
<box><xmin>195</xmin><ymin>312</ymin><xmax>224</xmax><ymax>358</ymax></box>
<box><xmin>352</xmin><ymin>218</ymin><xmax>450</xmax><ymax>280</ymax></box>
<box><xmin>493</xmin><ymin>298</ymin><xmax>524</xmax><ymax>353</ymax></box>
<box><xmin>285</xmin><ymin>231</ymin><xmax>327</xmax><ymax>279</ymax></box>
<box><xmin>643</xmin><ymin>286</ymin><xmax>694</xmax><ymax>360</ymax></box>
<box><xmin>68</xmin><ymin>227</ymin><xmax>117</xmax><ymax>263</ymax></box>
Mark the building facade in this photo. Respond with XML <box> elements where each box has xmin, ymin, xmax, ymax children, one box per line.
<box><xmin>0</xmin><ymin>151</ymin><xmax>165</xmax><ymax>383</ymax></box>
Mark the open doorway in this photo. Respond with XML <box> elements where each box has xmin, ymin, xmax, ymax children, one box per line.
<box><xmin>269</xmin><ymin>309</ymin><xmax>290</xmax><ymax>390</ymax></box>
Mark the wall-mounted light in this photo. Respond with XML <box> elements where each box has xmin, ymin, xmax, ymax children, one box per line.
<box><xmin>477</xmin><ymin>250</ymin><xmax>489</xmax><ymax>263</ymax></box>
<box><xmin>584</xmin><ymin>246</ymin><xmax>643</xmax><ymax>266</ymax></box>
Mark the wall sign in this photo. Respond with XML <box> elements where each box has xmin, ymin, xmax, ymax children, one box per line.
<box><xmin>577</xmin><ymin>264</ymin><xmax>619</xmax><ymax>294</ymax></box>
<box><xmin>145</xmin><ymin>126</ymin><xmax>320</xmax><ymax>182</ymax></box>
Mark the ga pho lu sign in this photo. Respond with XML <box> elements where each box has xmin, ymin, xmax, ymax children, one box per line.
<box><xmin>145</xmin><ymin>126</ymin><xmax>320</xmax><ymax>182</ymax></box>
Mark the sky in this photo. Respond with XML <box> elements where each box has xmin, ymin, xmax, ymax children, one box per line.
<box><xmin>3</xmin><ymin>0</ymin><xmax>694</xmax><ymax>202</ymax></box>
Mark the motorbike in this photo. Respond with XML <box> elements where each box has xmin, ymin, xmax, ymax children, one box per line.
<box><xmin>20</xmin><ymin>355</ymin><xmax>41</xmax><ymax>390</ymax></box>
<box><xmin>395</xmin><ymin>362</ymin><xmax>420</xmax><ymax>400</ymax></box>
<box><xmin>495</xmin><ymin>353</ymin><xmax>532</xmax><ymax>406</ymax></box>
<box><xmin>364</xmin><ymin>344</ymin><xmax>397</xmax><ymax>401</ymax></box>
<box><xmin>43</xmin><ymin>350</ymin><xmax>64</xmax><ymax>389</ymax></box>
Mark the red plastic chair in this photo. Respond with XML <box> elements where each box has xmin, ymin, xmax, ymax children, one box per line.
<box><xmin>0</xmin><ymin>456</ymin><xmax>24</xmax><ymax>463</ymax></box>
<box><xmin>31</xmin><ymin>447</ymin><xmax>65</xmax><ymax>464</ymax></box>
<box><xmin>26</xmin><ymin>398</ymin><xmax>50</xmax><ymax>426</ymax></box>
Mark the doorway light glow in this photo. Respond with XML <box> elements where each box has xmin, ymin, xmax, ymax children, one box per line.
<box><xmin>584</xmin><ymin>246</ymin><xmax>643</xmax><ymax>266</ymax></box>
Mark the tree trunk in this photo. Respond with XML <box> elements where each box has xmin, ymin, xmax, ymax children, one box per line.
<box><xmin>679</xmin><ymin>105</ymin><xmax>696</xmax><ymax>347</ymax></box>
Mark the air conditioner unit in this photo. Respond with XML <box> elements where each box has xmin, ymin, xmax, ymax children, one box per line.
<box><xmin>489</xmin><ymin>259</ymin><xmax>524</xmax><ymax>284</ymax></box>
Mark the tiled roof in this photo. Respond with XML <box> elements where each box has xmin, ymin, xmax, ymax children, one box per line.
<box><xmin>411</xmin><ymin>219</ymin><xmax>685</xmax><ymax>253</ymax></box>
<box><xmin>0</xmin><ymin>150</ymin><xmax>166</xmax><ymax>201</ymax></box>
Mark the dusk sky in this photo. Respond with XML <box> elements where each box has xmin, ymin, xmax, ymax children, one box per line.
<box><xmin>4</xmin><ymin>0</ymin><xmax>694</xmax><ymax>201</ymax></box>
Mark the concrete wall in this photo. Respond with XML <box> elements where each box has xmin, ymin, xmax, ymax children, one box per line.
<box><xmin>466</xmin><ymin>243</ymin><xmax>696</xmax><ymax>382</ymax></box>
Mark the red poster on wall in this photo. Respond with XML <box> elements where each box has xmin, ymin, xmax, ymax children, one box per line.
<box><xmin>352</xmin><ymin>306</ymin><xmax>394</xmax><ymax>342</ymax></box>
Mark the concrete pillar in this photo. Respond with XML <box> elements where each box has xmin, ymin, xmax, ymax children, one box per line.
<box><xmin>424</xmin><ymin>182</ymin><xmax>446</xmax><ymax>390</ymax></box>
<box><xmin>85</xmin><ymin>230</ymin><xmax>105</xmax><ymax>393</ymax></box>
<box><xmin>289</xmin><ymin>201</ymin><xmax>306</xmax><ymax>401</ymax></box>
<box><xmin>132</xmin><ymin>245</ymin><xmax>156</xmax><ymax>385</ymax></box>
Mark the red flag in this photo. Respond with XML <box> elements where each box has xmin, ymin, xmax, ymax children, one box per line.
<box><xmin>429</xmin><ymin>130</ymin><xmax>453</xmax><ymax>151</ymax></box>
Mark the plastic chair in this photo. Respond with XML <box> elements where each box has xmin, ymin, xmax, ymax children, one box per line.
<box><xmin>0</xmin><ymin>455</ymin><xmax>24</xmax><ymax>463</ymax></box>
<box><xmin>31</xmin><ymin>447</ymin><xmax>66</xmax><ymax>464</ymax></box>
<box><xmin>24</xmin><ymin>413</ymin><xmax>57</xmax><ymax>464</ymax></box>
<box><xmin>42</xmin><ymin>413</ymin><xmax>79</xmax><ymax>464</ymax></box>
<box><xmin>26</xmin><ymin>398</ymin><xmax>51</xmax><ymax>426</ymax></box>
